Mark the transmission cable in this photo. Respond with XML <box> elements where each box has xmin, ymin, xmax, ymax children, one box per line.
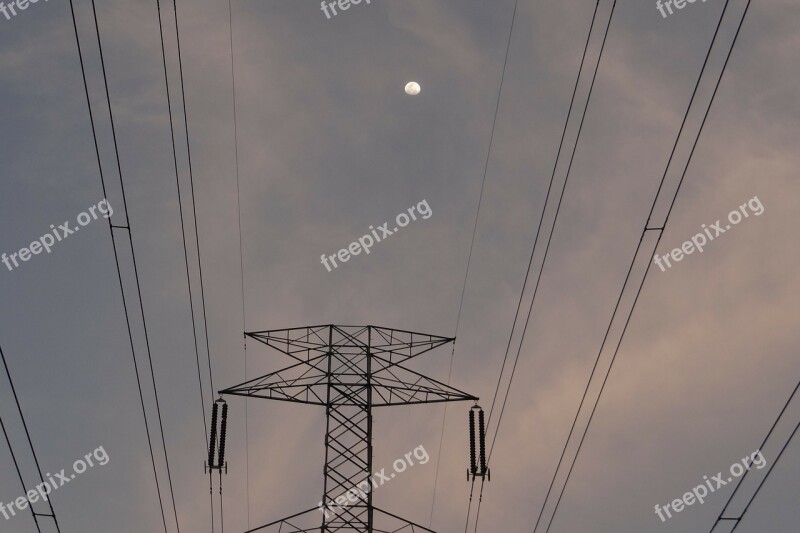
<box><xmin>530</xmin><ymin>0</ymin><xmax>733</xmax><ymax>527</ymax></box>
<box><xmin>68</xmin><ymin>0</ymin><xmax>183</xmax><ymax>529</ymax></box>
<box><xmin>67</xmin><ymin>0</ymin><xmax>167</xmax><ymax>529</ymax></box>
<box><xmin>171</xmin><ymin>0</ymin><xmax>216</xmax><ymax>399</ymax></box>
<box><xmin>462</xmin><ymin>477</ymin><xmax>477</xmax><ymax>533</ymax></box>
<box><xmin>710</xmin><ymin>380</ymin><xmax>799</xmax><ymax>532</ymax></box>
<box><xmin>226</xmin><ymin>0</ymin><xmax>252</xmax><ymax>527</ymax></box>
<box><xmin>727</xmin><ymin>420</ymin><xmax>799</xmax><ymax>532</ymax></box>
<box><xmin>428</xmin><ymin>0</ymin><xmax>519</xmax><ymax>525</ymax></box>
<box><xmin>537</xmin><ymin>2</ymin><xmax>751</xmax><ymax>531</ymax></box>
<box><xmin>154</xmin><ymin>0</ymin><xmax>215</xmax><ymax>528</ymax></box>
<box><xmin>0</xmin><ymin>412</ymin><xmax>41</xmax><ymax>532</ymax></box>
<box><xmin>155</xmin><ymin>0</ymin><xmax>210</xmax><ymax>450</ymax></box>
<box><xmin>470</xmin><ymin>2</ymin><xmax>610</xmax><ymax>530</ymax></box>
<box><xmin>171</xmin><ymin>1</ymin><xmax>232</xmax><ymax>530</ymax></box>
<box><xmin>0</xmin><ymin>343</ymin><xmax>60</xmax><ymax>532</ymax></box>
<box><xmin>486</xmin><ymin>0</ymin><xmax>609</xmax><ymax>457</ymax></box>
<box><xmin>88</xmin><ymin>1</ymin><xmax>183</xmax><ymax>529</ymax></box>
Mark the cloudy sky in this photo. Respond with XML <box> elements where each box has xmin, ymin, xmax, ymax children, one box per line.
<box><xmin>0</xmin><ymin>0</ymin><xmax>798</xmax><ymax>531</ymax></box>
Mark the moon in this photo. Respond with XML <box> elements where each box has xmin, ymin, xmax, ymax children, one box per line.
<box><xmin>404</xmin><ymin>81</ymin><xmax>421</xmax><ymax>95</ymax></box>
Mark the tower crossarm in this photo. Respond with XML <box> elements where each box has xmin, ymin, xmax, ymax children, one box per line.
<box><xmin>219</xmin><ymin>354</ymin><xmax>330</xmax><ymax>405</ymax></box>
<box><xmin>246</xmin><ymin>325</ymin><xmax>339</xmax><ymax>364</ymax></box>
<box><xmin>219</xmin><ymin>357</ymin><xmax>476</xmax><ymax>407</ymax></box>
<box><xmin>370</xmin><ymin>360</ymin><xmax>477</xmax><ymax>406</ymax></box>
<box><xmin>245</xmin><ymin>325</ymin><xmax>455</xmax><ymax>368</ymax></box>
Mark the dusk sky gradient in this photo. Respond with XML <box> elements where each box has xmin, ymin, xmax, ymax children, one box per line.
<box><xmin>0</xmin><ymin>0</ymin><xmax>798</xmax><ymax>532</ymax></box>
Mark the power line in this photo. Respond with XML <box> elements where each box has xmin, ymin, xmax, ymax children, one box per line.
<box><xmin>428</xmin><ymin>0</ymin><xmax>520</xmax><ymax>525</ymax></box>
<box><xmin>537</xmin><ymin>2</ymin><xmax>751</xmax><ymax>531</ymax></box>
<box><xmin>470</xmin><ymin>477</ymin><xmax>486</xmax><ymax>533</ymax></box>
<box><xmin>472</xmin><ymin>1</ymin><xmax>612</xmax><ymax>530</ymax></box>
<box><xmin>172</xmin><ymin>0</ymin><xmax>216</xmax><ymax>399</ymax></box>
<box><xmin>0</xmin><ymin>343</ymin><xmax>61</xmax><ymax>532</ymax></box>
<box><xmin>710</xmin><ymin>380</ymin><xmax>799</xmax><ymax>532</ymax></box>
<box><xmin>0</xmin><ymin>412</ymin><xmax>41</xmax><ymax>532</ymax></box>
<box><xmin>463</xmin><ymin>477</ymin><xmax>477</xmax><ymax>533</ymax></box>
<box><xmin>486</xmin><ymin>0</ymin><xmax>609</xmax><ymax>455</ymax></box>
<box><xmin>728</xmin><ymin>420</ymin><xmax>799</xmax><ymax>532</ymax></box>
<box><xmin>67</xmin><ymin>0</ymin><xmax>184</xmax><ymax>529</ymax></box>
<box><xmin>530</xmin><ymin>0</ymin><xmax>734</xmax><ymax>525</ymax></box>
<box><xmin>226</xmin><ymin>0</ymin><xmax>251</xmax><ymax>527</ymax></box>
<box><xmin>487</xmin><ymin>0</ymin><xmax>600</xmax><ymax>440</ymax></box>
<box><xmin>154</xmin><ymin>0</ymin><xmax>214</xmax><ymax>528</ymax></box>
<box><xmin>155</xmin><ymin>0</ymin><xmax>209</xmax><ymax>447</ymax></box>
<box><xmin>66</xmin><ymin>0</ymin><xmax>168</xmax><ymax>529</ymax></box>
<box><xmin>87</xmin><ymin>0</ymin><xmax>183</xmax><ymax>528</ymax></box>
<box><xmin>171</xmin><ymin>2</ymin><xmax>232</xmax><ymax>529</ymax></box>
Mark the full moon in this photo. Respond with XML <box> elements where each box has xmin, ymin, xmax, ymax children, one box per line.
<box><xmin>404</xmin><ymin>81</ymin><xmax>421</xmax><ymax>95</ymax></box>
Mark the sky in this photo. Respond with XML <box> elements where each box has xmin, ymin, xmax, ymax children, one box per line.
<box><xmin>0</xmin><ymin>0</ymin><xmax>798</xmax><ymax>532</ymax></box>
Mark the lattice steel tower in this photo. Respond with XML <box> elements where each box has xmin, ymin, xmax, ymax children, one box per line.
<box><xmin>219</xmin><ymin>324</ymin><xmax>477</xmax><ymax>532</ymax></box>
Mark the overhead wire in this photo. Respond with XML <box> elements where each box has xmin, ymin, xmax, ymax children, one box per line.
<box><xmin>226</xmin><ymin>0</ymin><xmax>252</xmax><ymax>527</ymax></box>
<box><xmin>171</xmin><ymin>0</ymin><xmax>216</xmax><ymax>399</ymax></box>
<box><xmin>462</xmin><ymin>477</ymin><xmax>477</xmax><ymax>533</ymax></box>
<box><xmin>155</xmin><ymin>0</ymin><xmax>246</xmax><ymax>529</ymax></box>
<box><xmin>171</xmin><ymin>1</ymin><xmax>239</xmax><ymax>530</ymax></box>
<box><xmin>68</xmin><ymin>0</ymin><xmax>186</xmax><ymax>529</ymax></box>
<box><xmin>166</xmin><ymin>0</ymin><xmax>228</xmax><ymax>527</ymax></box>
<box><xmin>483</xmin><ymin>0</ymin><xmax>602</xmax><ymax>446</ymax></box>
<box><xmin>486</xmin><ymin>0</ymin><xmax>609</xmax><ymax>458</ymax></box>
<box><xmin>470</xmin><ymin>479</ymin><xmax>485</xmax><ymax>533</ymax></box>
<box><xmin>0</xmin><ymin>411</ymin><xmax>41</xmax><ymax>532</ymax></box>
<box><xmin>88</xmin><ymin>0</ymin><xmax>183</xmax><ymax>528</ymax></box>
<box><xmin>155</xmin><ymin>0</ymin><xmax>209</xmax><ymax>451</ymax></box>
<box><xmin>536</xmin><ymin>2</ymin><xmax>752</xmax><ymax>531</ymax></box>
<box><xmin>0</xmin><ymin>343</ymin><xmax>60</xmax><ymax>532</ymax></box>
<box><xmin>471</xmin><ymin>2</ymin><xmax>610</xmax><ymax>530</ymax></box>
<box><xmin>710</xmin><ymin>380</ymin><xmax>799</xmax><ymax>532</ymax></box>
<box><xmin>66</xmin><ymin>0</ymin><xmax>169</xmax><ymax>530</ymax></box>
<box><xmin>154</xmin><ymin>0</ymin><xmax>214</xmax><ymax>528</ymax></box>
<box><xmin>528</xmin><ymin>0</ymin><xmax>732</xmax><ymax>527</ymax></box>
<box><xmin>727</xmin><ymin>420</ymin><xmax>799</xmax><ymax>532</ymax></box>
<box><xmin>428</xmin><ymin>0</ymin><xmax>520</xmax><ymax>526</ymax></box>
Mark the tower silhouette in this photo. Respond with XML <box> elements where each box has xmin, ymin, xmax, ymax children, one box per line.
<box><xmin>219</xmin><ymin>324</ymin><xmax>477</xmax><ymax>532</ymax></box>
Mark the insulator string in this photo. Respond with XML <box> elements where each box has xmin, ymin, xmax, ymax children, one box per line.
<box><xmin>469</xmin><ymin>409</ymin><xmax>477</xmax><ymax>476</ymax></box>
<box><xmin>218</xmin><ymin>402</ymin><xmax>229</xmax><ymax>467</ymax></box>
<box><xmin>209</xmin><ymin>401</ymin><xmax>219</xmax><ymax>467</ymax></box>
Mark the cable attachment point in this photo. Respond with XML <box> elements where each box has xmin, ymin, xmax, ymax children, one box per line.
<box><xmin>467</xmin><ymin>405</ymin><xmax>490</xmax><ymax>481</ymax></box>
<box><xmin>205</xmin><ymin>398</ymin><xmax>229</xmax><ymax>475</ymax></box>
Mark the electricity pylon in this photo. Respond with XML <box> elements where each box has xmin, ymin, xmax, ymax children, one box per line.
<box><xmin>219</xmin><ymin>324</ymin><xmax>478</xmax><ymax>532</ymax></box>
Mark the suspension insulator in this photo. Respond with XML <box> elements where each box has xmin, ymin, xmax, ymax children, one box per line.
<box><xmin>478</xmin><ymin>407</ymin><xmax>486</xmax><ymax>475</ymax></box>
<box><xmin>469</xmin><ymin>408</ymin><xmax>477</xmax><ymax>476</ymax></box>
<box><xmin>217</xmin><ymin>401</ymin><xmax>228</xmax><ymax>467</ymax></box>
<box><xmin>208</xmin><ymin>401</ymin><xmax>219</xmax><ymax>468</ymax></box>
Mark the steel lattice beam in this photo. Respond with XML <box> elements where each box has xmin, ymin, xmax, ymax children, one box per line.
<box><xmin>220</xmin><ymin>325</ymin><xmax>477</xmax><ymax>533</ymax></box>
